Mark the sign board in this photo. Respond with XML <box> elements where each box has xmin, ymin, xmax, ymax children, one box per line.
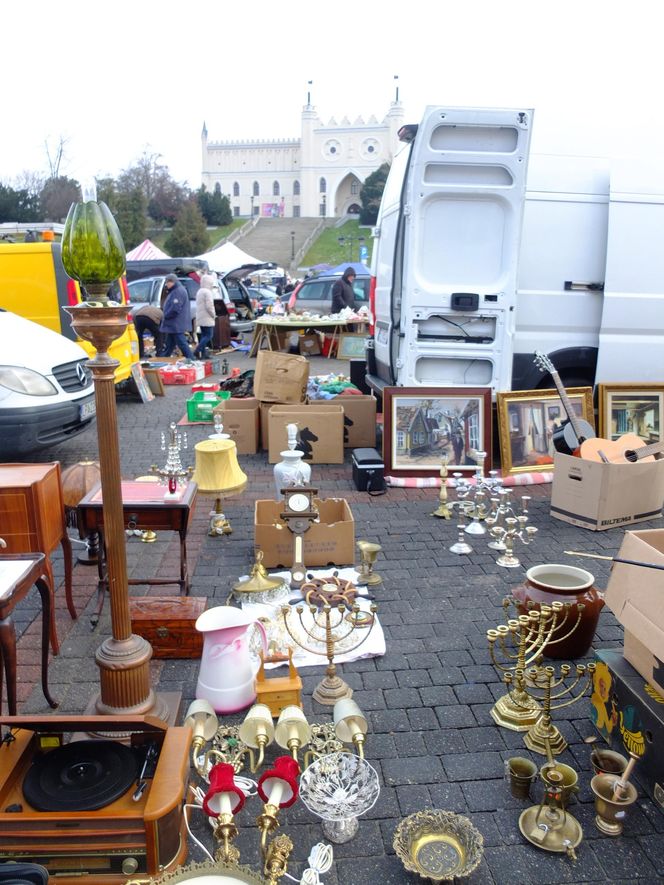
<box><xmin>130</xmin><ymin>362</ymin><xmax>155</xmax><ymax>403</ymax></box>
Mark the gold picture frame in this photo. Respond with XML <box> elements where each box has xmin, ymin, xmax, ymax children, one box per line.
<box><xmin>596</xmin><ymin>382</ymin><xmax>664</xmax><ymax>442</ymax></box>
<box><xmin>496</xmin><ymin>387</ymin><xmax>594</xmax><ymax>474</ymax></box>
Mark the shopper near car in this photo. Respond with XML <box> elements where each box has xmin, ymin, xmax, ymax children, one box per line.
<box><xmin>133</xmin><ymin>304</ymin><xmax>164</xmax><ymax>358</ymax></box>
<box><xmin>160</xmin><ymin>274</ymin><xmax>194</xmax><ymax>359</ymax></box>
<box><xmin>194</xmin><ymin>273</ymin><xmax>216</xmax><ymax>360</ymax></box>
<box><xmin>331</xmin><ymin>267</ymin><xmax>357</xmax><ymax>313</ymax></box>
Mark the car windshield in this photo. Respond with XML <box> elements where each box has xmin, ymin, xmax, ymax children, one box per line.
<box><xmin>128</xmin><ymin>279</ymin><xmax>154</xmax><ymax>304</ymax></box>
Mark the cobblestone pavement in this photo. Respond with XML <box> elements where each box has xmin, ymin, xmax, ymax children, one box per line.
<box><xmin>7</xmin><ymin>352</ymin><xmax>664</xmax><ymax>884</ymax></box>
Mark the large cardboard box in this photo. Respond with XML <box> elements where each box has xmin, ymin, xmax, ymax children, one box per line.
<box><xmin>605</xmin><ymin>528</ymin><xmax>664</xmax><ymax>693</ymax></box>
<box><xmin>311</xmin><ymin>395</ymin><xmax>377</xmax><ymax>448</ymax></box>
<box><xmin>254</xmin><ymin>350</ymin><xmax>309</xmax><ymax>404</ymax></box>
<box><xmin>255</xmin><ymin>498</ymin><xmax>354</xmax><ymax>568</ymax></box>
<box><xmin>298</xmin><ymin>332</ymin><xmax>322</xmax><ymax>356</ymax></box>
<box><xmin>213</xmin><ymin>397</ymin><xmax>260</xmax><ymax>455</ymax></box>
<box><xmin>550</xmin><ymin>453</ymin><xmax>664</xmax><ymax>531</ymax></box>
<box><xmin>592</xmin><ymin>650</ymin><xmax>664</xmax><ymax>808</ymax></box>
<box><xmin>259</xmin><ymin>401</ymin><xmax>288</xmax><ymax>451</ymax></box>
<box><xmin>268</xmin><ymin>404</ymin><xmax>344</xmax><ymax>464</ymax></box>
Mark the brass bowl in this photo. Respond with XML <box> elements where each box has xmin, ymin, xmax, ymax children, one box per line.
<box><xmin>393</xmin><ymin>810</ymin><xmax>484</xmax><ymax>881</ymax></box>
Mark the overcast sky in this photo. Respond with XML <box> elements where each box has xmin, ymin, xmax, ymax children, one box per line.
<box><xmin>3</xmin><ymin>0</ymin><xmax>661</xmax><ymax>189</ymax></box>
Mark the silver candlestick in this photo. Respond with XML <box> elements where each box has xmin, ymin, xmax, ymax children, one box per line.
<box><xmin>490</xmin><ymin>515</ymin><xmax>538</xmax><ymax>568</ymax></box>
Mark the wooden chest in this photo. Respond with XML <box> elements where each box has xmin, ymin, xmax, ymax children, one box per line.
<box><xmin>129</xmin><ymin>596</ymin><xmax>206</xmax><ymax>658</ymax></box>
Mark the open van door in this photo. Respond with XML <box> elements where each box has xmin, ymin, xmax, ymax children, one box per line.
<box><xmin>595</xmin><ymin>159</ymin><xmax>664</xmax><ymax>383</ymax></box>
<box><xmin>372</xmin><ymin>107</ymin><xmax>532</xmax><ymax>393</ymax></box>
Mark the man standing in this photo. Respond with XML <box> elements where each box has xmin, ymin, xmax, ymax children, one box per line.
<box><xmin>331</xmin><ymin>267</ymin><xmax>357</xmax><ymax>313</ymax></box>
<box><xmin>160</xmin><ymin>274</ymin><xmax>194</xmax><ymax>359</ymax></box>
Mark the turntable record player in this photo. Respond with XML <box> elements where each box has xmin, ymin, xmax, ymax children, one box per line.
<box><xmin>0</xmin><ymin>715</ymin><xmax>191</xmax><ymax>884</ymax></box>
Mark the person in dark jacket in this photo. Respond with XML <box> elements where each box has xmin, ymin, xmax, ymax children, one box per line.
<box><xmin>160</xmin><ymin>274</ymin><xmax>194</xmax><ymax>359</ymax></box>
<box><xmin>331</xmin><ymin>267</ymin><xmax>357</xmax><ymax>313</ymax></box>
<box><xmin>133</xmin><ymin>304</ymin><xmax>164</xmax><ymax>358</ymax></box>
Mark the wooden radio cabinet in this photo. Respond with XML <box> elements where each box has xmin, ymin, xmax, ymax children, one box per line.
<box><xmin>0</xmin><ymin>463</ymin><xmax>77</xmax><ymax>651</ymax></box>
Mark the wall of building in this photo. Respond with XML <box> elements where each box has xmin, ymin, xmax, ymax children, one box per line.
<box><xmin>201</xmin><ymin>101</ymin><xmax>405</xmax><ymax>218</ymax></box>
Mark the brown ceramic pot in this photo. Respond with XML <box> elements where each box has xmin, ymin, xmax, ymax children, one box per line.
<box><xmin>512</xmin><ymin>563</ymin><xmax>604</xmax><ymax>659</ymax></box>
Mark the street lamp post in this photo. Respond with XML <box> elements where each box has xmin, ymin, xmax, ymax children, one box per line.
<box><xmin>250</xmin><ymin>194</ymin><xmax>255</xmax><ymax>218</ymax></box>
<box><xmin>290</xmin><ymin>231</ymin><xmax>295</xmax><ymax>261</ymax></box>
<box><xmin>337</xmin><ymin>235</ymin><xmax>366</xmax><ymax>262</ymax></box>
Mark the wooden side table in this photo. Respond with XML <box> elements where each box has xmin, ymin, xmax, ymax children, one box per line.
<box><xmin>0</xmin><ymin>554</ymin><xmax>58</xmax><ymax>715</ymax></box>
<box><xmin>0</xmin><ymin>463</ymin><xmax>78</xmax><ymax>653</ymax></box>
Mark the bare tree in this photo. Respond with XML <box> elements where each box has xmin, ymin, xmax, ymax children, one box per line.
<box><xmin>44</xmin><ymin>135</ymin><xmax>69</xmax><ymax>179</ymax></box>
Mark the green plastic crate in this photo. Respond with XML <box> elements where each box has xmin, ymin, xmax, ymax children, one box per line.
<box><xmin>186</xmin><ymin>390</ymin><xmax>231</xmax><ymax>421</ymax></box>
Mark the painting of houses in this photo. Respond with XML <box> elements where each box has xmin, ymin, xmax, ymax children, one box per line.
<box><xmin>386</xmin><ymin>391</ymin><xmax>491</xmax><ymax>473</ymax></box>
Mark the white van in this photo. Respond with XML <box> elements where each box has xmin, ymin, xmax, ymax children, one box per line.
<box><xmin>367</xmin><ymin>105</ymin><xmax>664</xmax><ymax>395</ymax></box>
<box><xmin>0</xmin><ymin>310</ymin><xmax>96</xmax><ymax>458</ymax></box>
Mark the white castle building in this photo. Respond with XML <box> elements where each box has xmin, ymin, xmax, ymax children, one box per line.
<box><xmin>201</xmin><ymin>98</ymin><xmax>405</xmax><ymax>219</ymax></box>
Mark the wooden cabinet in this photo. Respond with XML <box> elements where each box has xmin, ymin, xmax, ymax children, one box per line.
<box><xmin>0</xmin><ymin>463</ymin><xmax>77</xmax><ymax>649</ymax></box>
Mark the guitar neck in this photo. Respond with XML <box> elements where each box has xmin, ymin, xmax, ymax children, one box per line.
<box><xmin>633</xmin><ymin>440</ymin><xmax>664</xmax><ymax>460</ymax></box>
<box><xmin>549</xmin><ymin>369</ymin><xmax>584</xmax><ymax>438</ymax></box>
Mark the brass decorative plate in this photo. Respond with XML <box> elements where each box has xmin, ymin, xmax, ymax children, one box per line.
<box><xmin>393</xmin><ymin>810</ymin><xmax>484</xmax><ymax>882</ymax></box>
<box><xmin>126</xmin><ymin>858</ymin><xmax>265</xmax><ymax>884</ymax></box>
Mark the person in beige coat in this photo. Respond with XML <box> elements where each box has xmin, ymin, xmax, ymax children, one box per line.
<box><xmin>194</xmin><ymin>272</ymin><xmax>217</xmax><ymax>359</ymax></box>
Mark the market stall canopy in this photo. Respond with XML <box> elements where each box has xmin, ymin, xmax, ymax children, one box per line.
<box><xmin>197</xmin><ymin>241</ymin><xmax>264</xmax><ymax>273</ymax></box>
<box><xmin>126</xmin><ymin>239</ymin><xmax>170</xmax><ymax>260</ymax></box>
<box><xmin>328</xmin><ymin>261</ymin><xmax>369</xmax><ymax>276</ymax></box>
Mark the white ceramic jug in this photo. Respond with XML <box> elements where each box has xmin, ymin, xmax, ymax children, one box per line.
<box><xmin>195</xmin><ymin>607</ymin><xmax>267</xmax><ymax>714</ymax></box>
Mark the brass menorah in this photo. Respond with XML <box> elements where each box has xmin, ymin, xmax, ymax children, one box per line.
<box><xmin>487</xmin><ymin>601</ymin><xmax>586</xmax><ymax>731</ymax></box>
<box><xmin>508</xmin><ymin>662</ymin><xmax>596</xmax><ymax>756</ymax></box>
<box><xmin>281</xmin><ymin>602</ymin><xmax>378</xmax><ymax>705</ymax></box>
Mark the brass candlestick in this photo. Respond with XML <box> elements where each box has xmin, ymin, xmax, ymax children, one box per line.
<box><xmin>519</xmin><ymin>765</ymin><xmax>583</xmax><ymax>860</ymax></box>
<box><xmin>432</xmin><ymin>453</ymin><xmax>452</xmax><ymax>518</ymax></box>
<box><xmin>515</xmin><ymin>663</ymin><xmax>596</xmax><ymax>755</ymax></box>
<box><xmin>281</xmin><ymin>602</ymin><xmax>378</xmax><ymax>704</ymax></box>
<box><xmin>356</xmin><ymin>540</ymin><xmax>383</xmax><ymax>586</ymax></box>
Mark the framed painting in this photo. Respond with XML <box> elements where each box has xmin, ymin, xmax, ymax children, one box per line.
<box><xmin>496</xmin><ymin>387</ymin><xmax>594</xmax><ymax>474</ymax></box>
<box><xmin>337</xmin><ymin>333</ymin><xmax>369</xmax><ymax>360</ymax></box>
<box><xmin>382</xmin><ymin>387</ymin><xmax>492</xmax><ymax>477</ymax></box>
<box><xmin>596</xmin><ymin>383</ymin><xmax>664</xmax><ymax>443</ymax></box>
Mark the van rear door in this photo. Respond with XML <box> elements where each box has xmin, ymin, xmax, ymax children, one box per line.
<box><xmin>398</xmin><ymin>107</ymin><xmax>532</xmax><ymax>392</ymax></box>
<box><xmin>595</xmin><ymin>159</ymin><xmax>664</xmax><ymax>382</ymax></box>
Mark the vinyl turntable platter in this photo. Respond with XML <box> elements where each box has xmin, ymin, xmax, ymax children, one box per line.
<box><xmin>23</xmin><ymin>740</ymin><xmax>138</xmax><ymax>812</ymax></box>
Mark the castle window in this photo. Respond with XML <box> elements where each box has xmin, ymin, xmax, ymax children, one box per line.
<box><xmin>273</xmin><ymin>181</ymin><xmax>280</xmax><ymax>196</ymax></box>
<box><xmin>253</xmin><ymin>181</ymin><xmax>260</xmax><ymax>197</ymax></box>
<box><xmin>233</xmin><ymin>182</ymin><xmax>240</xmax><ymax>197</ymax></box>
<box><xmin>293</xmin><ymin>205</ymin><xmax>301</xmax><ymax>218</ymax></box>
<box><xmin>293</xmin><ymin>180</ymin><xmax>300</xmax><ymax>196</ymax></box>
<box><xmin>319</xmin><ymin>177</ymin><xmax>326</xmax><ymax>194</ymax></box>
<box><xmin>351</xmin><ymin>181</ymin><xmax>360</xmax><ymax>195</ymax></box>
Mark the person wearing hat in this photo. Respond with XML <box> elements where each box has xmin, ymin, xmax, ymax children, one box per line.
<box><xmin>160</xmin><ymin>274</ymin><xmax>194</xmax><ymax>359</ymax></box>
<box><xmin>331</xmin><ymin>267</ymin><xmax>357</xmax><ymax>313</ymax></box>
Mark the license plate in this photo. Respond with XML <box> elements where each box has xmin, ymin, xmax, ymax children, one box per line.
<box><xmin>80</xmin><ymin>399</ymin><xmax>96</xmax><ymax>420</ymax></box>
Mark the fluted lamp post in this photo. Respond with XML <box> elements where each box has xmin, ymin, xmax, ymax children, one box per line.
<box><xmin>61</xmin><ymin>193</ymin><xmax>170</xmax><ymax>723</ymax></box>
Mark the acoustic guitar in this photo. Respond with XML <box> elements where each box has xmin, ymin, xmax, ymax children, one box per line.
<box><xmin>580</xmin><ymin>434</ymin><xmax>664</xmax><ymax>463</ymax></box>
<box><xmin>533</xmin><ymin>351</ymin><xmax>595</xmax><ymax>455</ymax></box>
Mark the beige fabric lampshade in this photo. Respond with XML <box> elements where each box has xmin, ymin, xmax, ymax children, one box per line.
<box><xmin>192</xmin><ymin>439</ymin><xmax>247</xmax><ymax>495</ymax></box>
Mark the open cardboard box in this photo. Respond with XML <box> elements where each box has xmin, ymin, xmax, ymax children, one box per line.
<box><xmin>550</xmin><ymin>453</ymin><xmax>664</xmax><ymax>531</ymax></box>
<box><xmin>309</xmin><ymin>395</ymin><xmax>377</xmax><ymax>448</ymax></box>
<box><xmin>255</xmin><ymin>498</ymin><xmax>354</xmax><ymax>568</ymax></box>
<box><xmin>605</xmin><ymin>528</ymin><xmax>664</xmax><ymax>693</ymax></box>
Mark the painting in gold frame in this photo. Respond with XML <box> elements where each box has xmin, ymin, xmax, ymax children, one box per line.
<box><xmin>497</xmin><ymin>387</ymin><xmax>595</xmax><ymax>474</ymax></box>
<box><xmin>597</xmin><ymin>383</ymin><xmax>664</xmax><ymax>443</ymax></box>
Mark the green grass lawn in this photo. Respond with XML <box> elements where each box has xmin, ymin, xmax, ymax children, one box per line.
<box><xmin>300</xmin><ymin>219</ymin><xmax>373</xmax><ymax>269</ymax></box>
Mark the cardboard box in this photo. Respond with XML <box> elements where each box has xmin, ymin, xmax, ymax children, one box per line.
<box><xmin>254</xmin><ymin>498</ymin><xmax>355</xmax><ymax>568</ymax></box>
<box><xmin>213</xmin><ymin>397</ymin><xmax>260</xmax><ymax>455</ymax></box>
<box><xmin>259</xmin><ymin>400</ymin><xmax>289</xmax><ymax>450</ymax></box>
<box><xmin>299</xmin><ymin>332</ymin><xmax>321</xmax><ymax>356</ymax></box>
<box><xmin>592</xmin><ymin>650</ymin><xmax>664</xmax><ymax>808</ymax></box>
<box><xmin>310</xmin><ymin>395</ymin><xmax>377</xmax><ymax>448</ymax></box>
<box><xmin>550</xmin><ymin>453</ymin><xmax>664</xmax><ymax>531</ymax></box>
<box><xmin>604</xmin><ymin>528</ymin><xmax>664</xmax><ymax>692</ymax></box>
<box><xmin>254</xmin><ymin>350</ymin><xmax>309</xmax><ymax>404</ymax></box>
<box><xmin>268</xmin><ymin>404</ymin><xmax>344</xmax><ymax>464</ymax></box>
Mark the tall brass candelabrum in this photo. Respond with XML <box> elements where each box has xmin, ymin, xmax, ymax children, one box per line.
<box><xmin>281</xmin><ymin>602</ymin><xmax>378</xmax><ymax>704</ymax></box>
<box><xmin>509</xmin><ymin>662</ymin><xmax>596</xmax><ymax>756</ymax></box>
<box><xmin>487</xmin><ymin>601</ymin><xmax>586</xmax><ymax>731</ymax></box>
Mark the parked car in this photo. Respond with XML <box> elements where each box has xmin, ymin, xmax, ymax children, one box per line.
<box><xmin>290</xmin><ymin>269</ymin><xmax>371</xmax><ymax>315</ymax></box>
<box><xmin>0</xmin><ymin>309</ymin><xmax>96</xmax><ymax>458</ymax></box>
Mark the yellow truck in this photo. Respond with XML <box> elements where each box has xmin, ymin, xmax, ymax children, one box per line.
<box><xmin>0</xmin><ymin>239</ymin><xmax>138</xmax><ymax>383</ymax></box>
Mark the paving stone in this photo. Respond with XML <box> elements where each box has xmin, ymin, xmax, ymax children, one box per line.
<box><xmin>443</xmin><ymin>751</ymin><xmax>506</xmax><ymax>782</ymax></box>
<box><xmin>486</xmin><ymin>843</ymin><xmax>604</xmax><ymax>883</ymax></box>
<box><xmin>381</xmin><ymin>755</ymin><xmax>445</xmax><ymax>786</ymax></box>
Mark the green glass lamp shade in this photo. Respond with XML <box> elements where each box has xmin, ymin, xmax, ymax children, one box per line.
<box><xmin>61</xmin><ymin>200</ymin><xmax>126</xmax><ymax>286</ymax></box>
